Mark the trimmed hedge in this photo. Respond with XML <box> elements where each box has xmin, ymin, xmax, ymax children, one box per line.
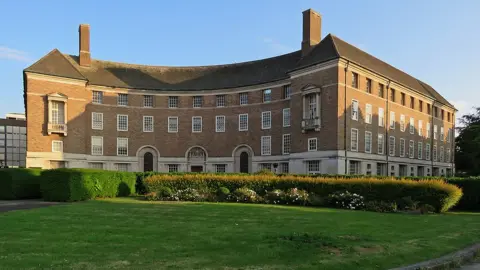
<box><xmin>143</xmin><ymin>174</ymin><xmax>463</xmax><ymax>213</ymax></box>
<box><xmin>446</xmin><ymin>177</ymin><xmax>480</xmax><ymax>211</ymax></box>
<box><xmin>0</xmin><ymin>168</ymin><xmax>42</xmax><ymax>199</ymax></box>
<box><xmin>40</xmin><ymin>169</ymin><xmax>136</xmax><ymax>202</ymax></box>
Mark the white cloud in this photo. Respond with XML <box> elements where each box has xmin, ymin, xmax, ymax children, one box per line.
<box><xmin>0</xmin><ymin>46</ymin><xmax>31</xmax><ymax>62</ymax></box>
<box><xmin>262</xmin><ymin>38</ymin><xmax>293</xmax><ymax>54</ymax></box>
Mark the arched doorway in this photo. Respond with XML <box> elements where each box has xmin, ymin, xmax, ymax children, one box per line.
<box><xmin>240</xmin><ymin>152</ymin><xmax>249</xmax><ymax>173</ymax></box>
<box><xmin>144</xmin><ymin>152</ymin><xmax>153</xmax><ymax>172</ymax></box>
<box><xmin>186</xmin><ymin>146</ymin><xmax>207</xmax><ymax>172</ymax></box>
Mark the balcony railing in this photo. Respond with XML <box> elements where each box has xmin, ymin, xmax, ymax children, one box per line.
<box><xmin>48</xmin><ymin>123</ymin><xmax>67</xmax><ymax>135</ymax></box>
<box><xmin>301</xmin><ymin>117</ymin><xmax>320</xmax><ymax>132</ymax></box>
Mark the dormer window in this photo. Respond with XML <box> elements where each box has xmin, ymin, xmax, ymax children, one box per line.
<box><xmin>47</xmin><ymin>93</ymin><xmax>68</xmax><ymax>136</ymax></box>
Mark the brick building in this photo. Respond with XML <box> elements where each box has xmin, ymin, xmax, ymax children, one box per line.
<box><xmin>23</xmin><ymin>9</ymin><xmax>455</xmax><ymax>176</ymax></box>
<box><xmin>0</xmin><ymin>115</ymin><xmax>27</xmax><ymax>168</ymax></box>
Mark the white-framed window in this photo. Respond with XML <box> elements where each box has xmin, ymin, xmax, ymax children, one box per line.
<box><xmin>308</xmin><ymin>138</ymin><xmax>318</xmax><ymax>151</ymax></box>
<box><xmin>168</xmin><ymin>117</ymin><xmax>178</xmax><ymax>133</ymax></box>
<box><xmin>400</xmin><ymin>138</ymin><xmax>406</xmax><ymax>157</ymax></box>
<box><xmin>351</xmin><ymin>128</ymin><xmax>359</xmax><ymax>152</ymax></box>
<box><xmin>365</xmin><ymin>104</ymin><xmax>372</xmax><ymax>124</ymax></box>
<box><xmin>440</xmin><ymin>127</ymin><xmax>444</xmax><ymax>141</ymax></box>
<box><xmin>418</xmin><ymin>142</ymin><xmax>423</xmax><ymax>159</ymax></box>
<box><xmin>192</xmin><ymin>116</ymin><xmax>202</xmax><ymax>133</ymax></box>
<box><xmin>280</xmin><ymin>163</ymin><xmax>289</xmax><ymax>173</ymax></box>
<box><xmin>389</xmin><ymin>136</ymin><xmax>395</xmax><ymax>156</ymax></box>
<box><xmin>91</xmin><ymin>136</ymin><xmax>103</xmax><ymax>156</ymax></box>
<box><xmin>304</xmin><ymin>93</ymin><xmax>318</xmax><ymax>120</ymax></box>
<box><xmin>410</xmin><ymin>117</ymin><xmax>415</xmax><ymax>134</ymax></box>
<box><xmin>143</xmin><ymin>95</ymin><xmax>154</xmax><ymax>107</ymax></box>
<box><xmin>427</xmin><ymin>123</ymin><xmax>431</xmax><ymax>138</ymax></box>
<box><xmin>261</xmin><ymin>136</ymin><xmax>271</xmax><ymax>156</ymax></box>
<box><xmin>409</xmin><ymin>140</ymin><xmax>414</xmax><ymax>158</ymax></box>
<box><xmin>440</xmin><ymin>146</ymin><xmax>444</xmax><ymax>162</ymax></box>
<box><xmin>51</xmin><ymin>101</ymin><xmax>65</xmax><ymax>124</ymax></box>
<box><xmin>117</xmin><ymin>93</ymin><xmax>128</xmax><ymax>106</ymax></box>
<box><xmin>143</xmin><ymin>116</ymin><xmax>154</xmax><ymax>132</ymax></box>
<box><xmin>446</xmin><ymin>148</ymin><xmax>451</xmax><ymax>163</ymax></box>
<box><xmin>92</xmin><ymin>112</ymin><xmax>103</xmax><ymax>130</ymax></box>
<box><xmin>426</xmin><ymin>143</ymin><xmax>431</xmax><ymax>160</ymax></box>
<box><xmin>168</xmin><ymin>164</ymin><xmax>179</xmax><ymax>172</ymax></box>
<box><xmin>390</xmin><ymin>111</ymin><xmax>395</xmax><ymax>129</ymax></box>
<box><xmin>283</xmin><ymin>85</ymin><xmax>291</xmax><ymax>99</ymax></box>
<box><xmin>259</xmin><ymin>163</ymin><xmax>272</xmax><ymax>171</ymax></box>
<box><xmin>115</xmin><ymin>163</ymin><xmax>129</xmax><ymax>172</ymax></box>
<box><xmin>351</xmin><ymin>100</ymin><xmax>359</xmax><ymax>121</ymax></box>
<box><xmin>117</xmin><ymin>114</ymin><xmax>128</xmax><ymax>131</ymax></box>
<box><xmin>117</xmin><ymin>137</ymin><xmax>128</xmax><ymax>156</ymax></box>
<box><xmin>419</xmin><ymin>120</ymin><xmax>423</xmax><ymax>136</ymax></box>
<box><xmin>307</xmin><ymin>160</ymin><xmax>321</xmax><ymax>174</ymax></box>
<box><xmin>434</xmin><ymin>125</ymin><xmax>438</xmax><ymax>140</ymax></box>
<box><xmin>168</xmin><ymin>96</ymin><xmax>179</xmax><ymax>108</ymax></box>
<box><xmin>215</xmin><ymin>164</ymin><xmax>227</xmax><ymax>173</ymax></box>
<box><xmin>282</xmin><ymin>134</ymin><xmax>291</xmax><ymax>155</ymax></box>
<box><xmin>283</xmin><ymin>108</ymin><xmax>291</xmax><ymax>127</ymax></box>
<box><xmin>261</xmin><ymin>111</ymin><xmax>271</xmax><ymax>129</ymax></box>
<box><xmin>433</xmin><ymin>144</ymin><xmax>437</xmax><ymax>161</ymax></box>
<box><xmin>378</xmin><ymin>134</ymin><xmax>384</xmax><ymax>154</ymax></box>
<box><xmin>193</xmin><ymin>96</ymin><xmax>203</xmax><ymax>108</ymax></box>
<box><xmin>89</xmin><ymin>162</ymin><xmax>104</xmax><ymax>170</ymax></box>
<box><xmin>349</xmin><ymin>160</ymin><xmax>360</xmax><ymax>175</ymax></box>
<box><xmin>239</xmin><ymin>93</ymin><xmax>248</xmax><ymax>105</ymax></box>
<box><xmin>239</xmin><ymin>114</ymin><xmax>248</xmax><ymax>131</ymax></box>
<box><xmin>400</xmin><ymin>114</ymin><xmax>406</xmax><ymax>132</ymax></box>
<box><xmin>215</xmin><ymin>116</ymin><xmax>225</xmax><ymax>132</ymax></box>
<box><xmin>365</xmin><ymin>131</ymin><xmax>372</xmax><ymax>153</ymax></box>
<box><xmin>216</xmin><ymin>95</ymin><xmax>226</xmax><ymax>107</ymax></box>
<box><xmin>92</xmin><ymin>91</ymin><xmax>103</xmax><ymax>104</ymax></box>
<box><xmin>263</xmin><ymin>89</ymin><xmax>272</xmax><ymax>103</ymax></box>
<box><xmin>52</xmin><ymin>140</ymin><xmax>63</xmax><ymax>153</ymax></box>
<box><xmin>378</xmin><ymin>108</ymin><xmax>384</xmax><ymax>127</ymax></box>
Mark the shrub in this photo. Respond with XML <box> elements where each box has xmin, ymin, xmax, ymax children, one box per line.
<box><xmin>396</xmin><ymin>196</ymin><xmax>419</xmax><ymax>211</ymax></box>
<box><xmin>420</xmin><ymin>204</ymin><xmax>436</xmax><ymax>214</ymax></box>
<box><xmin>327</xmin><ymin>191</ymin><xmax>365</xmax><ymax>210</ymax></box>
<box><xmin>40</xmin><ymin>169</ymin><xmax>136</xmax><ymax>202</ymax></box>
<box><xmin>0</xmin><ymin>168</ymin><xmax>42</xmax><ymax>200</ymax></box>
<box><xmin>284</xmin><ymin>188</ymin><xmax>309</xmax><ymax>205</ymax></box>
<box><xmin>145</xmin><ymin>192</ymin><xmax>158</xmax><ymax>201</ymax></box>
<box><xmin>307</xmin><ymin>193</ymin><xmax>326</xmax><ymax>206</ymax></box>
<box><xmin>446</xmin><ymin>177</ymin><xmax>480</xmax><ymax>211</ymax></box>
<box><xmin>216</xmin><ymin>187</ymin><xmax>230</xmax><ymax>202</ymax></box>
<box><xmin>157</xmin><ymin>186</ymin><xmax>173</xmax><ymax>199</ymax></box>
<box><xmin>143</xmin><ymin>174</ymin><xmax>463</xmax><ymax>212</ymax></box>
<box><xmin>365</xmin><ymin>201</ymin><xmax>398</xmax><ymax>213</ymax></box>
<box><xmin>265</xmin><ymin>189</ymin><xmax>285</xmax><ymax>204</ymax></box>
<box><xmin>231</xmin><ymin>187</ymin><xmax>259</xmax><ymax>203</ymax></box>
<box><xmin>254</xmin><ymin>169</ymin><xmax>275</xmax><ymax>176</ymax></box>
<box><xmin>174</xmin><ymin>188</ymin><xmax>203</xmax><ymax>202</ymax></box>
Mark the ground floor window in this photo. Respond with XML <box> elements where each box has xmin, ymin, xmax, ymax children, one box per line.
<box><xmin>399</xmin><ymin>165</ymin><xmax>407</xmax><ymax>177</ymax></box>
<box><xmin>349</xmin><ymin>160</ymin><xmax>360</xmax><ymax>175</ymax></box>
<box><xmin>280</xmin><ymin>162</ymin><xmax>289</xmax><ymax>173</ymax></box>
<box><xmin>366</xmin><ymin>163</ymin><xmax>372</xmax><ymax>175</ymax></box>
<box><xmin>306</xmin><ymin>160</ymin><xmax>321</xmax><ymax>174</ymax></box>
<box><xmin>214</xmin><ymin>164</ymin><xmax>226</xmax><ymax>173</ymax></box>
<box><xmin>258</xmin><ymin>163</ymin><xmax>272</xmax><ymax>171</ymax></box>
<box><xmin>417</xmin><ymin>166</ymin><xmax>425</xmax><ymax>177</ymax></box>
<box><xmin>168</xmin><ymin>164</ymin><xmax>179</xmax><ymax>172</ymax></box>
<box><xmin>376</xmin><ymin>163</ymin><xmax>387</xmax><ymax>176</ymax></box>
<box><xmin>115</xmin><ymin>163</ymin><xmax>129</xmax><ymax>172</ymax></box>
<box><xmin>89</xmin><ymin>162</ymin><xmax>104</xmax><ymax>170</ymax></box>
<box><xmin>410</xmin><ymin>166</ymin><xmax>415</xmax><ymax>177</ymax></box>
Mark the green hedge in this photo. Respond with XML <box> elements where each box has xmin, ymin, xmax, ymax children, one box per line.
<box><xmin>446</xmin><ymin>177</ymin><xmax>480</xmax><ymax>211</ymax></box>
<box><xmin>144</xmin><ymin>174</ymin><xmax>463</xmax><ymax>213</ymax></box>
<box><xmin>40</xmin><ymin>169</ymin><xmax>136</xmax><ymax>202</ymax></box>
<box><xmin>0</xmin><ymin>168</ymin><xmax>42</xmax><ymax>200</ymax></box>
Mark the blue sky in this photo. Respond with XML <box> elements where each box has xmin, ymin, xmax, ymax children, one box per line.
<box><xmin>1</xmin><ymin>0</ymin><xmax>479</xmax><ymax>124</ymax></box>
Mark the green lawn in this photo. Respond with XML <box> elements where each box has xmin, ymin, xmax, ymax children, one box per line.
<box><xmin>1</xmin><ymin>198</ymin><xmax>480</xmax><ymax>270</ymax></box>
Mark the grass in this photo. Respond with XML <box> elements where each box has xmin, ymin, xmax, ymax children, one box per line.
<box><xmin>1</xmin><ymin>198</ymin><xmax>480</xmax><ymax>270</ymax></box>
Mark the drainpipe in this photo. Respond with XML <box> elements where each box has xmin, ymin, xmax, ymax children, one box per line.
<box><xmin>344</xmin><ymin>61</ymin><xmax>350</xmax><ymax>175</ymax></box>
<box><xmin>385</xmin><ymin>80</ymin><xmax>391</xmax><ymax>176</ymax></box>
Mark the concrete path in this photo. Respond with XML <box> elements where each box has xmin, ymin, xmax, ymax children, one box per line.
<box><xmin>460</xmin><ymin>263</ymin><xmax>480</xmax><ymax>270</ymax></box>
<box><xmin>0</xmin><ymin>199</ymin><xmax>60</xmax><ymax>213</ymax></box>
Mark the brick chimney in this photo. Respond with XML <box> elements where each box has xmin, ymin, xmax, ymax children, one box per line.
<box><xmin>79</xmin><ymin>24</ymin><xmax>91</xmax><ymax>66</ymax></box>
<box><xmin>301</xmin><ymin>9</ymin><xmax>321</xmax><ymax>57</ymax></box>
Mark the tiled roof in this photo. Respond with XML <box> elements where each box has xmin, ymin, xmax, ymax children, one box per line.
<box><xmin>24</xmin><ymin>34</ymin><xmax>454</xmax><ymax>108</ymax></box>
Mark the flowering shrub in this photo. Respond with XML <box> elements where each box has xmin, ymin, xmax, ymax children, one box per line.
<box><xmin>284</xmin><ymin>188</ymin><xmax>309</xmax><ymax>205</ymax></box>
<box><xmin>231</xmin><ymin>187</ymin><xmax>259</xmax><ymax>203</ymax></box>
<box><xmin>365</xmin><ymin>201</ymin><xmax>397</xmax><ymax>213</ymax></box>
<box><xmin>265</xmin><ymin>189</ymin><xmax>285</xmax><ymax>204</ymax></box>
<box><xmin>174</xmin><ymin>188</ymin><xmax>203</xmax><ymax>202</ymax></box>
<box><xmin>328</xmin><ymin>191</ymin><xmax>365</xmax><ymax>210</ymax></box>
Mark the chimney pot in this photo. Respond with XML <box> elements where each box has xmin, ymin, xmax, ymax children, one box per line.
<box><xmin>301</xmin><ymin>9</ymin><xmax>322</xmax><ymax>57</ymax></box>
<box><xmin>79</xmin><ymin>24</ymin><xmax>91</xmax><ymax>66</ymax></box>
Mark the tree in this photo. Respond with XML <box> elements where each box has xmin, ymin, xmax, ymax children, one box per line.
<box><xmin>455</xmin><ymin>107</ymin><xmax>480</xmax><ymax>176</ymax></box>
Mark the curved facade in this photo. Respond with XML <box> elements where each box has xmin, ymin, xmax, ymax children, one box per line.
<box><xmin>24</xmin><ymin>8</ymin><xmax>456</xmax><ymax>176</ymax></box>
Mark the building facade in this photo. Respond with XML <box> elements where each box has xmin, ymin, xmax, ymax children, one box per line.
<box><xmin>0</xmin><ymin>116</ymin><xmax>27</xmax><ymax>168</ymax></box>
<box><xmin>23</xmin><ymin>9</ymin><xmax>456</xmax><ymax>176</ymax></box>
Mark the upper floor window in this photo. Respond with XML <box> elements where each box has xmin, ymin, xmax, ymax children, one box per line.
<box><xmin>308</xmin><ymin>138</ymin><xmax>318</xmax><ymax>151</ymax></box>
<box><xmin>117</xmin><ymin>114</ymin><xmax>128</xmax><ymax>131</ymax></box>
<box><xmin>434</xmin><ymin>106</ymin><xmax>438</xmax><ymax>118</ymax></box>
<box><xmin>193</xmin><ymin>96</ymin><xmax>203</xmax><ymax>108</ymax></box>
<box><xmin>143</xmin><ymin>116</ymin><xmax>154</xmax><ymax>132</ymax></box>
<box><xmin>400</xmin><ymin>138</ymin><xmax>406</xmax><ymax>157</ymax></box>
<box><xmin>283</xmin><ymin>108</ymin><xmax>291</xmax><ymax>127</ymax></box>
<box><xmin>378</xmin><ymin>108</ymin><xmax>385</xmax><ymax>127</ymax></box>
<box><xmin>401</xmin><ymin>93</ymin><xmax>406</xmax><ymax>106</ymax></box>
<box><xmin>441</xmin><ymin>109</ymin><xmax>445</xmax><ymax>120</ymax></box>
<box><xmin>47</xmin><ymin>93</ymin><xmax>68</xmax><ymax>136</ymax></box>
<box><xmin>117</xmin><ymin>137</ymin><xmax>128</xmax><ymax>156</ymax></box>
<box><xmin>117</xmin><ymin>93</ymin><xmax>128</xmax><ymax>106</ymax></box>
<box><xmin>409</xmin><ymin>117</ymin><xmax>415</xmax><ymax>134</ymax></box>
<box><xmin>168</xmin><ymin>96</ymin><xmax>179</xmax><ymax>108</ymax></box>
<box><xmin>409</xmin><ymin>140</ymin><xmax>415</xmax><ymax>158</ymax></box>
<box><xmin>192</xmin><ymin>116</ymin><xmax>202</xmax><ymax>132</ymax></box>
<box><xmin>400</xmin><ymin>114</ymin><xmax>406</xmax><ymax>132</ymax></box>
<box><xmin>261</xmin><ymin>136</ymin><xmax>271</xmax><ymax>156</ymax></box>
<box><xmin>239</xmin><ymin>93</ymin><xmax>248</xmax><ymax>105</ymax></box>
<box><xmin>389</xmin><ymin>136</ymin><xmax>395</xmax><ymax>156</ymax></box>
<box><xmin>52</xmin><ymin>140</ymin><xmax>63</xmax><ymax>153</ymax></box>
<box><xmin>239</xmin><ymin>114</ymin><xmax>248</xmax><ymax>131</ymax></box>
<box><xmin>216</xmin><ymin>95</ymin><xmax>226</xmax><ymax>107</ymax></box>
<box><xmin>390</xmin><ymin>111</ymin><xmax>395</xmax><ymax>129</ymax></box>
<box><xmin>418</xmin><ymin>120</ymin><xmax>423</xmax><ymax>136</ymax></box>
<box><xmin>434</xmin><ymin>125</ymin><xmax>438</xmax><ymax>140</ymax></box>
<box><xmin>419</xmin><ymin>100</ymin><xmax>423</xmax><ymax>112</ymax></box>
<box><xmin>418</xmin><ymin>142</ymin><xmax>423</xmax><ymax>159</ymax></box>
<box><xmin>365</xmin><ymin>104</ymin><xmax>372</xmax><ymax>124</ymax></box>
<box><xmin>261</xmin><ymin>111</ymin><xmax>272</xmax><ymax>129</ymax></box>
<box><xmin>216</xmin><ymin>116</ymin><xmax>225</xmax><ymax>132</ymax></box>
<box><xmin>263</xmin><ymin>89</ymin><xmax>272</xmax><ymax>103</ymax></box>
<box><xmin>305</xmin><ymin>93</ymin><xmax>318</xmax><ymax>119</ymax></box>
<box><xmin>168</xmin><ymin>117</ymin><xmax>178</xmax><ymax>133</ymax></box>
<box><xmin>351</xmin><ymin>128</ymin><xmax>359</xmax><ymax>152</ymax></box>
<box><xmin>390</xmin><ymin>89</ymin><xmax>396</xmax><ymax>102</ymax></box>
<box><xmin>447</xmin><ymin>112</ymin><xmax>451</xmax><ymax>122</ymax></box>
<box><xmin>51</xmin><ymin>101</ymin><xmax>65</xmax><ymax>125</ymax></box>
<box><xmin>92</xmin><ymin>91</ymin><xmax>103</xmax><ymax>104</ymax></box>
<box><xmin>143</xmin><ymin>95</ymin><xmax>154</xmax><ymax>107</ymax></box>
<box><xmin>427</xmin><ymin>123</ymin><xmax>431</xmax><ymax>138</ymax></box>
<box><xmin>366</xmin><ymin>78</ymin><xmax>372</xmax><ymax>93</ymax></box>
<box><xmin>427</xmin><ymin>104</ymin><xmax>431</xmax><ymax>115</ymax></box>
<box><xmin>92</xmin><ymin>112</ymin><xmax>103</xmax><ymax>130</ymax></box>
<box><xmin>378</xmin><ymin>83</ymin><xmax>384</xmax><ymax>98</ymax></box>
<box><xmin>410</xmin><ymin>96</ymin><xmax>415</xmax><ymax>109</ymax></box>
<box><xmin>365</xmin><ymin>131</ymin><xmax>372</xmax><ymax>153</ymax></box>
<box><xmin>378</xmin><ymin>134</ymin><xmax>384</xmax><ymax>154</ymax></box>
<box><xmin>282</xmin><ymin>134</ymin><xmax>291</xmax><ymax>155</ymax></box>
<box><xmin>91</xmin><ymin>136</ymin><xmax>103</xmax><ymax>156</ymax></box>
<box><xmin>283</xmin><ymin>85</ymin><xmax>292</xmax><ymax>99</ymax></box>
<box><xmin>351</xmin><ymin>72</ymin><xmax>358</xmax><ymax>88</ymax></box>
<box><xmin>351</xmin><ymin>100</ymin><xmax>359</xmax><ymax>121</ymax></box>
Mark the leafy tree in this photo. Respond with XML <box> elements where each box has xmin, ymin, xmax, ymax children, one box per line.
<box><xmin>455</xmin><ymin>107</ymin><xmax>480</xmax><ymax>175</ymax></box>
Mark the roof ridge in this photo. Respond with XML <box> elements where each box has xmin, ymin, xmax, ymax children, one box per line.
<box><xmin>24</xmin><ymin>48</ymin><xmax>60</xmax><ymax>72</ymax></box>
<box><xmin>326</xmin><ymin>34</ymin><xmax>341</xmax><ymax>58</ymax></box>
<box><xmin>60</xmin><ymin>54</ymin><xmax>87</xmax><ymax>80</ymax></box>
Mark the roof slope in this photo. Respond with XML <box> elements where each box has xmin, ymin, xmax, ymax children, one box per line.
<box><xmin>23</xmin><ymin>35</ymin><xmax>453</xmax><ymax>108</ymax></box>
